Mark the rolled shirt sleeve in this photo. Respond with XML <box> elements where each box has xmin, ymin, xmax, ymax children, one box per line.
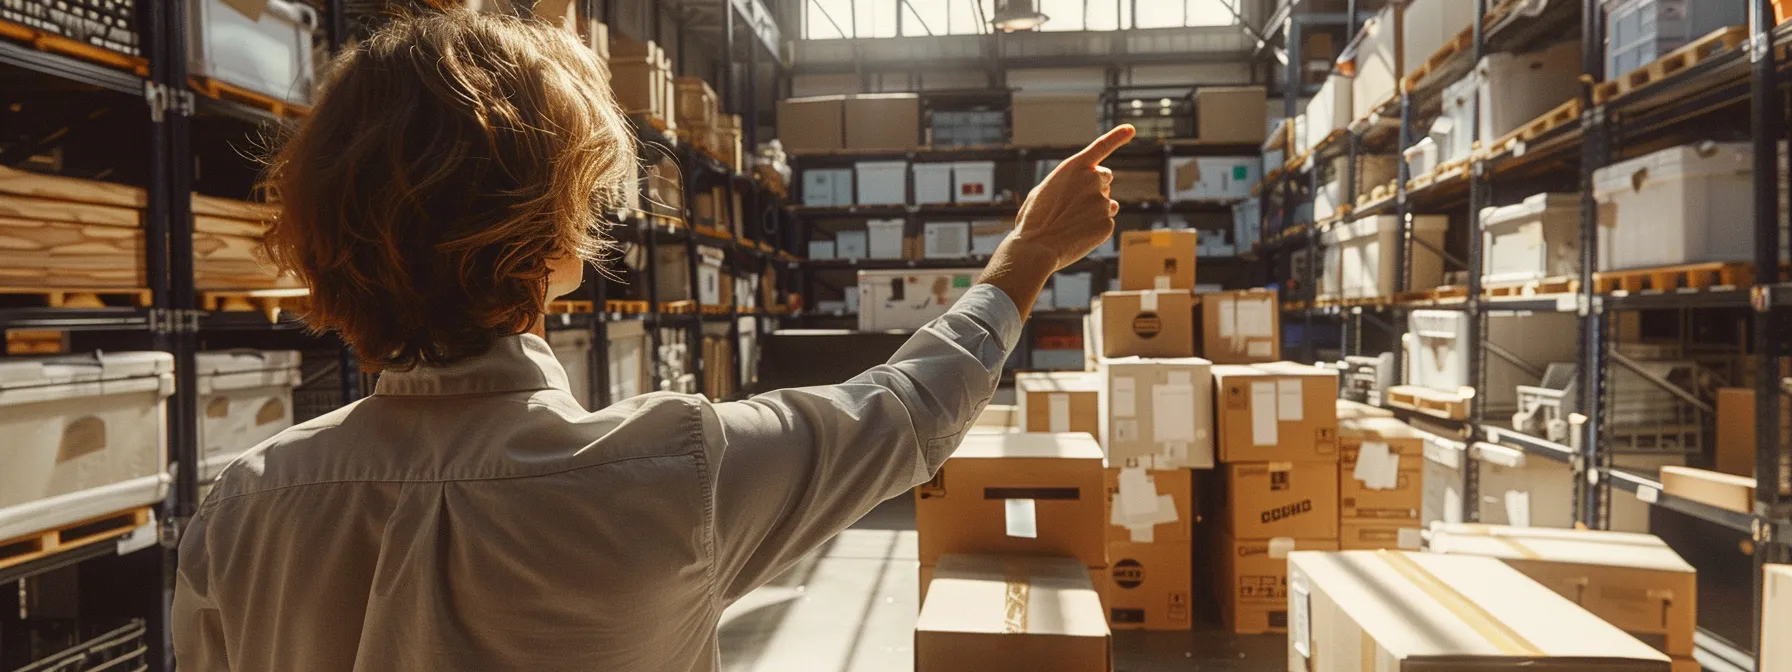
<box><xmin>701</xmin><ymin>284</ymin><xmax>1024</xmax><ymax>602</ymax></box>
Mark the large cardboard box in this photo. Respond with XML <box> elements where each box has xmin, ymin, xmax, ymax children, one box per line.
<box><xmin>1660</xmin><ymin>466</ymin><xmax>1755</xmax><ymax>514</ymax></box>
<box><xmin>1093</xmin><ymin>291</ymin><xmax>1195</xmax><ymax>359</ymax></box>
<box><xmin>844</xmin><ymin>93</ymin><xmax>920</xmax><ymax>151</ymax></box>
<box><xmin>1118</xmin><ymin>230</ymin><xmax>1197</xmax><ymax>291</ymax></box>
<box><xmin>1097</xmin><ymin>357</ymin><xmax>1215</xmax><ymax>469</ymax></box>
<box><xmin>1199</xmin><ymin>288</ymin><xmax>1279</xmax><ymax>364</ymax></box>
<box><xmin>1766</xmin><ymin>564</ymin><xmax>1792</xmax><ymax>672</ymax></box>
<box><xmin>1195</xmin><ymin>86</ymin><xmax>1267</xmax><ymax>143</ymax></box>
<box><xmin>916</xmin><ymin>432</ymin><xmax>1106</xmax><ymax>567</ymax></box>
<box><xmin>1225</xmin><ymin>462</ymin><xmax>1339</xmax><ymax>539</ymax></box>
<box><xmin>1017</xmin><ymin>372</ymin><xmax>1101</xmax><ymax>438</ymax></box>
<box><xmin>777</xmin><ymin>96</ymin><xmax>846</xmax><ymax>152</ymax></box>
<box><xmin>1217</xmin><ymin>536</ymin><xmax>1339</xmax><ymax>634</ymax></box>
<box><xmin>916</xmin><ymin>554</ymin><xmax>1112</xmax><ymax>672</ymax></box>
<box><xmin>1287</xmin><ymin>551</ymin><xmax>1673</xmax><ymax>671</ymax></box>
<box><xmin>1430</xmin><ymin>524</ymin><xmax>1698</xmax><ymax>657</ymax></box>
<box><xmin>1012</xmin><ymin>93</ymin><xmax>1101</xmax><ymax>147</ymax></box>
<box><xmin>919</xmin><ymin>562</ymin><xmax>1106</xmax><ymax>607</ymax></box>
<box><xmin>1101</xmin><ymin>541</ymin><xmax>1192</xmax><ymax>631</ymax></box>
<box><xmin>1715</xmin><ymin>387</ymin><xmax>1792</xmax><ymax>478</ymax></box>
<box><xmin>1339</xmin><ymin>519</ymin><xmax>1423</xmax><ymax>551</ymax></box>
<box><xmin>1212</xmin><ymin>363</ymin><xmax>1340</xmax><ymax>463</ymax></box>
<box><xmin>974</xmin><ymin>404</ymin><xmax>1017</xmax><ymax>431</ymax></box>
<box><xmin>1102</xmin><ymin>468</ymin><xmax>1192</xmax><ymax>544</ymax></box>
<box><xmin>1338</xmin><ymin>417</ymin><xmax>1425</xmax><ymax>521</ymax></box>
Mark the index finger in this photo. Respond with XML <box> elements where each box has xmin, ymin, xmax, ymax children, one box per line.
<box><xmin>1064</xmin><ymin>124</ymin><xmax>1137</xmax><ymax>167</ymax></box>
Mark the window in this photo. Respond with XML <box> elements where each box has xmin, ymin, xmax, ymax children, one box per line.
<box><xmin>801</xmin><ymin>0</ymin><xmax>1240</xmax><ymax>39</ymax></box>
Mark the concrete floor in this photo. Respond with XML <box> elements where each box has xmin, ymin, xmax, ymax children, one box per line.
<box><xmin>718</xmin><ymin>497</ymin><xmax>1286</xmax><ymax>672</ymax></box>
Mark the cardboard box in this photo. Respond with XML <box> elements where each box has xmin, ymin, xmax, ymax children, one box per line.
<box><xmin>1101</xmin><ymin>541</ymin><xmax>1192</xmax><ymax>631</ymax></box>
<box><xmin>1430</xmin><ymin>524</ymin><xmax>1698</xmax><ymax>657</ymax></box>
<box><xmin>836</xmin><ymin>231</ymin><xmax>868</xmax><ymax>259</ymax></box>
<box><xmin>1097</xmin><ymin>356</ymin><xmax>1215</xmax><ymax>469</ymax></box>
<box><xmin>1766</xmin><ymin>564</ymin><xmax>1792</xmax><ymax>672</ymax></box>
<box><xmin>1199</xmin><ymin>288</ymin><xmax>1279</xmax><ymax>363</ymax></box>
<box><xmin>1109</xmin><ymin>170</ymin><xmax>1162</xmax><ymax>202</ymax></box>
<box><xmin>1660</xmin><ymin>466</ymin><xmax>1755</xmax><ymax>514</ymax></box>
<box><xmin>867</xmin><ymin>219</ymin><xmax>905</xmax><ymax>259</ymax></box>
<box><xmin>1338</xmin><ymin>417</ymin><xmax>1425</xmax><ymax>521</ymax></box>
<box><xmin>1717</xmin><ymin>387</ymin><xmax>1755</xmax><ymax>477</ymax></box>
<box><xmin>1287</xmin><ymin>551</ymin><xmax>1673</xmax><ymax>671</ymax></box>
<box><xmin>974</xmin><ymin>404</ymin><xmax>1017</xmax><ymax>431</ymax></box>
<box><xmin>856</xmin><ymin>268</ymin><xmax>979</xmax><ymax>332</ymax></box>
<box><xmin>673</xmin><ymin>76</ymin><xmax>717</xmax><ymax>130</ymax></box>
<box><xmin>777</xmin><ymin>96</ymin><xmax>846</xmax><ymax>152</ymax></box>
<box><xmin>1102</xmin><ymin>468</ymin><xmax>1192</xmax><ymax>544</ymax></box>
<box><xmin>918</xmin><ymin>561</ymin><xmax>1105</xmax><ymax>607</ymax></box>
<box><xmin>1093</xmin><ymin>291</ymin><xmax>1194</xmax><ymax>359</ymax></box>
<box><xmin>916</xmin><ymin>554</ymin><xmax>1111</xmax><ymax>672</ymax></box>
<box><xmin>1118</xmin><ymin>230</ymin><xmax>1197</xmax><ymax>291</ymax></box>
<box><xmin>1338</xmin><ymin>519</ymin><xmax>1423</xmax><ymax>550</ymax></box>
<box><xmin>1195</xmin><ymin>86</ymin><xmax>1267</xmax><ymax>143</ymax></box>
<box><xmin>844</xmin><ymin>93</ymin><xmax>920</xmax><ymax>151</ymax></box>
<box><xmin>1216</xmin><ymin>536</ymin><xmax>1339</xmax><ymax>634</ymax></box>
<box><xmin>608</xmin><ymin>57</ymin><xmax>658</xmax><ymax>116</ymax></box>
<box><xmin>915</xmin><ymin>432</ymin><xmax>1106</xmax><ymax>567</ymax></box>
<box><xmin>1012</xmin><ymin>93</ymin><xmax>1101</xmax><ymax>147</ymax></box>
<box><xmin>1225</xmin><ymin>462</ymin><xmax>1339</xmax><ymax>539</ymax></box>
<box><xmin>1016</xmin><ymin>371</ymin><xmax>1101</xmax><ymax>438</ymax></box>
<box><xmin>1212</xmin><ymin>363</ymin><xmax>1340</xmax><ymax>463</ymax></box>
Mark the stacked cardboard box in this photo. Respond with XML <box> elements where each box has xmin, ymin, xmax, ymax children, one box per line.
<box><xmin>915</xmin><ymin>554</ymin><xmax>1111</xmax><ymax>671</ymax></box>
<box><xmin>610</xmin><ymin>35</ymin><xmax>675</xmax><ymax>132</ymax></box>
<box><xmin>1100</xmin><ymin>467</ymin><xmax>1194</xmax><ymax>630</ymax></box>
<box><xmin>674</xmin><ymin>77</ymin><xmax>744</xmax><ymax>171</ymax></box>
<box><xmin>1197</xmin><ymin>288</ymin><xmax>1279</xmax><ymax>364</ymax></box>
<box><xmin>1337</xmin><ymin>417</ymin><xmax>1426</xmax><ymax>550</ymax></box>
<box><xmin>1091</xmin><ymin>230</ymin><xmax>1199</xmax><ymax>360</ymax></box>
<box><xmin>1016</xmin><ymin>372</ymin><xmax>1101</xmax><ymax>439</ymax></box>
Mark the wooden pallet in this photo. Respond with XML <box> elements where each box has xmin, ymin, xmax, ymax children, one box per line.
<box><xmin>6</xmin><ymin>329</ymin><xmax>65</xmax><ymax>355</ymax></box>
<box><xmin>1592</xmin><ymin>262</ymin><xmax>1754</xmax><ymax>294</ymax></box>
<box><xmin>1395</xmin><ymin>285</ymin><xmax>1468</xmax><ymax>304</ymax></box>
<box><xmin>0</xmin><ymin>507</ymin><xmax>151</xmax><ymax>572</ymax></box>
<box><xmin>1401</xmin><ymin>26</ymin><xmax>1475</xmax><ymax>92</ymax></box>
<box><xmin>1489</xmin><ymin>98</ymin><xmax>1583</xmax><ymax>156</ymax></box>
<box><xmin>1407</xmin><ymin>159</ymin><xmax>1470</xmax><ymax>192</ymax></box>
<box><xmin>200</xmin><ymin>288</ymin><xmax>310</xmax><ymax>322</ymax></box>
<box><xmin>0</xmin><ymin>287</ymin><xmax>152</xmax><ymax>308</ymax></box>
<box><xmin>605</xmin><ymin>299</ymin><xmax>650</xmax><ymax>314</ymax></box>
<box><xmin>1385</xmin><ymin>385</ymin><xmax>1470</xmax><ymax>421</ymax></box>
<box><xmin>1592</xmin><ymin>26</ymin><xmax>1750</xmax><ymax>105</ymax></box>
<box><xmin>189</xmin><ymin>77</ymin><xmax>309</xmax><ymax>119</ymax></box>
<box><xmin>658</xmin><ymin>299</ymin><xmax>697</xmax><ymax>314</ymax></box>
<box><xmin>1485</xmin><ymin>276</ymin><xmax>1579</xmax><ymax>298</ymax></box>
<box><xmin>0</xmin><ymin>19</ymin><xmax>149</xmax><ymax>76</ymax></box>
<box><xmin>693</xmin><ymin>224</ymin><xmax>733</xmax><ymax>240</ymax></box>
<box><xmin>699</xmin><ymin>304</ymin><xmax>732</xmax><ymax>315</ymax></box>
<box><xmin>546</xmin><ymin>300</ymin><xmax>594</xmax><ymax>314</ymax></box>
<box><xmin>1355</xmin><ymin>180</ymin><xmax>1398</xmax><ymax>209</ymax></box>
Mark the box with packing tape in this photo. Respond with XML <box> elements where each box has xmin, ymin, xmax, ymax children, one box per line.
<box><xmin>1092</xmin><ymin>290</ymin><xmax>1195</xmax><ymax>359</ymax></box>
<box><xmin>1199</xmin><ymin>288</ymin><xmax>1279</xmax><ymax>364</ymax></box>
<box><xmin>1212</xmin><ymin>363</ymin><xmax>1340</xmax><ymax>463</ymax></box>
<box><xmin>1016</xmin><ymin>372</ymin><xmax>1100</xmax><ymax>439</ymax></box>
<box><xmin>1100</xmin><ymin>541</ymin><xmax>1192</xmax><ymax>631</ymax></box>
<box><xmin>1119</xmin><ymin>230</ymin><xmax>1197</xmax><ymax>291</ymax></box>
<box><xmin>915</xmin><ymin>432</ymin><xmax>1106</xmax><ymax>568</ymax></box>
<box><xmin>1216</xmin><ymin>535</ymin><xmax>1339</xmax><ymax>634</ymax></box>
<box><xmin>1339</xmin><ymin>417</ymin><xmax>1426</xmax><ymax>522</ymax></box>
<box><xmin>1286</xmin><ymin>551</ymin><xmax>1672</xmax><ymax>671</ymax></box>
<box><xmin>1097</xmin><ymin>357</ymin><xmax>1215</xmax><ymax>469</ymax></box>
<box><xmin>915</xmin><ymin>554</ymin><xmax>1112</xmax><ymax>672</ymax></box>
<box><xmin>1224</xmin><ymin>461</ymin><xmax>1339</xmax><ymax>539</ymax></box>
<box><xmin>1339</xmin><ymin>519</ymin><xmax>1423</xmax><ymax>551</ymax></box>
<box><xmin>1429</xmin><ymin>524</ymin><xmax>1698</xmax><ymax>658</ymax></box>
<box><xmin>1103</xmin><ymin>468</ymin><xmax>1192</xmax><ymax>544</ymax></box>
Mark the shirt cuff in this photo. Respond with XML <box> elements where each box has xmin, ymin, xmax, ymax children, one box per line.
<box><xmin>954</xmin><ymin>283</ymin><xmax>1025</xmax><ymax>355</ymax></box>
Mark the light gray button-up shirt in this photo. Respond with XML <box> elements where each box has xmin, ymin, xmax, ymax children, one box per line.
<box><xmin>172</xmin><ymin>284</ymin><xmax>1022</xmax><ymax>671</ymax></box>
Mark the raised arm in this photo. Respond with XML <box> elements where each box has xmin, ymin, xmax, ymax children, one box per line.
<box><xmin>701</xmin><ymin>125</ymin><xmax>1136</xmax><ymax>602</ymax></box>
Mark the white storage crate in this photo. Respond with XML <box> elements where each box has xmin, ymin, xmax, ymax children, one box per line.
<box><xmin>1318</xmin><ymin>224</ymin><xmax>1344</xmax><ymax>301</ymax></box>
<box><xmin>1405</xmin><ymin>136</ymin><xmax>1440</xmax><ymax>177</ymax></box>
<box><xmin>1403</xmin><ymin>0</ymin><xmax>1478</xmax><ymax>82</ymax></box>
<box><xmin>1603</xmin><ymin>0</ymin><xmax>1747</xmax><ymax>78</ymax></box>
<box><xmin>854</xmin><ymin>161</ymin><xmax>907</xmax><ymax>205</ymax></box>
<box><xmin>857</xmin><ymin>268</ymin><xmax>980</xmax><ymax>332</ymax></box>
<box><xmin>836</xmin><ymin>230</ymin><xmax>868</xmax><ymax>259</ymax></box>
<box><xmin>1473</xmin><ymin>442</ymin><xmax>1576</xmax><ymax>529</ymax></box>
<box><xmin>923</xmin><ymin>221</ymin><xmax>970</xmax><ymax>259</ymax></box>
<box><xmin>195</xmin><ymin>350</ymin><xmax>301</xmax><ymax>482</ymax></box>
<box><xmin>912</xmin><ymin>163</ymin><xmax>954</xmax><ymax>205</ymax></box>
<box><xmin>807</xmin><ymin>240</ymin><xmax>836</xmax><ymax>259</ymax></box>
<box><xmin>189</xmin><ymin>0</ymin><xmax>317</xmax><ymax>106</ymax></box>
<box><xmin>867</xmin><ymin>219</ymin><xmax>905</xmax><ymax>260</ymax></box>
<box><xmin>1352</xmin><ymin>4</ymin><xmax>1402</xmax><ymax>121</ymax></box>
<box><xmin>1474</xmin><ymin>42</ymin><xmax>1582</xmax><ymax>146</ymax></box>
<box><xmin>1422</xmin><ymin>434</ymin><xmax>1467</xmax><ymax>528</ymax></box>
<box><xmin>1314</xmin><ymin>179</ymin><xmax>1344</xmax><ymax>222</ymax></box>
<box><xmin>802</xmin><ymin>168</ymin><xmax>853</xmax><ymax>206</ymax></box>
<box><xmin>1480</xmin><ymin>193</ymin><xmax>1584</xmax><ymax>286</ymax></box>
<box><xmin>1334</xmin><ymin>215</ymin><xmax>1449</xmax><ymax>299</ymax></box>
<box><xmin>952</xmin><ymin>161</ymin><xmax>996</xmax><ymax>203</ymax></box>
<box><xmin>1341</xmin><ymin>352</ymin><xmax>1396</xmax><ymax>406</ymax></box>
<box><xmin>0</xmin><ymin>352</ymin><xmax>173</xmax><ymax>543</ymax></box>
<box><xmin>547</xmin><ymin>330</ymin><xmax>593</xmax><ymax>409</ymax></box>
<box><xmin>1303</xmin><ymin>74</ymin><xmax>1352</xmax><ymax>151</ymax></box>
<box><xmin>1405</xmin><ymin>310</ymin><xmax>1579</xmax><ymax>415</ymax></box>
<box><xmin>1438</xmin><ymin>76</ymin><xmax>1475</xmax><ymax>163</ymax></box>
<box><xmin>1592</xmin><ymin>142</ymin><xmax>1757</xmax><ymax>271</ymax></box>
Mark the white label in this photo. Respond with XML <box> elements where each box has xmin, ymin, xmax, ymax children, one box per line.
<box><xmin>1049</xmin><ymin>393</ymin><xmax>1071</xmax><ymax>433</ymax></box>
<box><xmin>1140</xmin><ymin>291</ymin><xmax>1159</xmax><ymax>311</ymax></box>
<box><xmin>1117</xmin><ymin>467</ymin><xmax>1159</xmax><ymax>521</ymax></box>
<box><xmin>1250</xmin><ymin>381</ymin><xmax>1279</xmax><ymax>446</ymax></box>
<box><xmin>1276</xmin><ymin>379</ymin><xmax>1304</xmax><ymax>421</ymax></box>
<box><xmin>1005</xmin><ymin>499</ymin><xmax>1039</xmax><ymax>538</ymax></box>
<box><xmin>1638</xmin><ymin>485</ymin><xmax>1660</xmax><ymax>503</ymax></box>
<box><xmin>1397</xmin><ymin>527</ymin><xmax>1423</xmax><ymax>549</ymax></box>
<box><xmin>1113</xmin><ymin>376</ymin><xmax>1137</xmax><ymax>417</ymax></box>
<box><xmin>1217</xmin><ymin>298</ymin><xmax>1237</xmax><ymax>337</ymax></box>
<box><xmin>1556</xmin><ymin>293</ymin><xmax>1578</xmax><ymax>313</ymax></box>
<box><xmin>1167</xmin><ymin>370</ymin><xmax>1192</xmax><ymax>386</ymax></box>
<box><xmin>1152</xmin><ymin>385</ymin><xmax>1197</xmax><ymax>442</ymax></box>
<box><xmin>1154</xmin><ymin>275</ymin><xmax>1171</xmax><ymax>291</ymax></box>
<box><xmin>1353</xmin><ymin>442</ymin><xmax>1401</xmax><ymax>490</ymax></box>
<box><xmin>1505</xmin><ymin>490</ymin><xmax>1532</xmax><ymax>528</ymax></box>
<box><xmin>1290</xmin><ymin>579</ymin><xmax>1313</xmax><ymax>658</ymax></box>
<box><xmin>1115</xmin><ymin>419</ymin><xmax>1139</xmax><ymax>442</ymax></box>
<box><xmin>1247</xmin><ymin>340</ymin><xmax>1273</xmax><ymax>357</ymax></box>
<box><xmin>1268</xmin><ymin>536</ymin><xmax>1296</xmax><ymax>559</ymax></box>
<box><xmin>1237</xmin><ymin>297</ymin><xmax>1275</xmax><ymax>338</ymax></box>
<box><xmin>1129</xmin><ymin>525</ymin><xmax>1156</xmax><ymax>543</ymax></box>
<box><xmin>1152</xmin><ymin>493</ymin><xmax>1179</xmax><ymax>525</ymax></box>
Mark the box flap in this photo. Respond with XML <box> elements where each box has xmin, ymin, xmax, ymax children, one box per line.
<box><xmin>952</xmin><ymin>432</ymin><xmax>1105</xmax><ymax>461</ymax></box>
<box><xmin>917</xmin><ymin>554</ymin><xmax>1109</xmax><ymax>638</ymax></box>
<box><xmin>1429</xmin><ymin>524</ymin><xmax>1694</xmax><ymax>573</ymax></box>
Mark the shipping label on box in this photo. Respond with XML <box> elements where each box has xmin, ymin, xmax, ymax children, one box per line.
<box><xmin>1102</xmin><ymin>468</ymin><xmax>1192</xmax><ymax>544</ymax></box>
<box><xmin>1225</xmin><ymin>462</ymin><xmax>1339</xmax><ymax>539</ymax></box>
<box><xmin>1200</xmin><ymin>288</ymin><xmax>1280</xmax><ymax>364</ymax></box>
<box><xmin>1017</xmin><ymin>372</ymin><xmax>1101</xmax><ymax>438</ymax></box>
<box><xmin>1101</xmin><ymin>541</ymin><xmax>1193</xmax><ymax>631</ymax></box>
<box><xmin>914</xmin><ymin>433</ymin><xmax>1107</xmax><ymax>567</ymax></box>
<box><xmin>1217</xmin><ymin>536</ymin><xmax>1339</xmax><ymax>634</ymax></box>
<box><xmin>1119</xmin><ymin>230</ymin><xmax>1197</xmax><ymax>291</ymax></box>
<box><xmin>1097</xmin><ymin>357</ymin><xmax>1215</xmax><ymax>470</ymax></box>
<box><xmin>1212</xmin><ymin>363</ymin><xmax>1339</xmax><ymax>463</ymax></box>
<box><xmin>1338</xmin><ymin>417</ymin><xmax>1426</xmax><ymax>521</ymax></box>
<box><xmin>1094</xmin><ymin>291</ymin><xmax>1195</xmax><ymax>359</ymax></box>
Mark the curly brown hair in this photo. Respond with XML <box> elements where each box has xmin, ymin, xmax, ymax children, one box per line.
<box><xmin>261</xmin><ymin>9</ymin><xmax>635</xmax><ymax>371</ymax></box>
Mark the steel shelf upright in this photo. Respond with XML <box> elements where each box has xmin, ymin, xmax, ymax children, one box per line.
<box><xmin>1747</xmin><ymin>0</ymin><xmax>1791</xmax><ymax>664</ymax></box>
<box><xmin>1574</xmin><ymin>0</ymin><xmax>1611</xmax><ymax>531</ymax></box>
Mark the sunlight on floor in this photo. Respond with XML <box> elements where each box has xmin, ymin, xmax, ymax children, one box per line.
<box><xmin>719</xmin><ymin>528</ymin><xmax>921</xmax><ymax>672</ymax></box>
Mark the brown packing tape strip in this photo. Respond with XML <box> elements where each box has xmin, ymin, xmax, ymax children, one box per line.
<box><xmin>1003</xmin><ymin>560</ymin><xmax>1030</xmax><ymax>634</ymax></box>
<box><xmin>1376</xmin><ymin>550</ymin><xmax>1543</xmax><ymax>657</ymax></box>
<box><xmin>1491</xmin><ymin>535</ymin><xmax>1542</xmax><ymax>560</ymax></box>
<box><xmin>1150</xmin><ymin>230</ymin><xmax>1171</xmax><ymax>247</ymax></box>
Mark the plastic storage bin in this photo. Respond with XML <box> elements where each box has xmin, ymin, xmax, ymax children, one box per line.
<box><xmin>854</xmin><ymin>161</ymin><xmax>907</xmax><ymax>205</ymax></box>
<box><xmin>1592</xmin><ymin>142</ymin><xmax>1755</xmax><ymax>271</ymax></box>
<box><xmin>1438</xmin><ymin>76</ymin><xmax>1475</xmax><ymax>163</ymax></box>
<box><xmin>189</xmin><ymin>0</ymin><xmax>318</xmax><ymax>105</ymax></box>
<box><xmin>0</xmin><ymin>352</ymin><xmax>173</xmax><ymax>543</ymax></box>
<box><xmin>1303</xmin><ymin>74</ymin><xmax>1353</xmax><ymax>151</ymax></box>
<box><xmin>1404</xmin><ymin>310</ymin><xmax>1579</xmax><ymax>415</ymax></box>
<box><xmin>802</xmin><ymin>168</ymin><xmax>853</xmax><ymax>206</ymax></box>
<box><xmin>1603</xmin><ymin>0</ymin><xmax>1747</xmax><ymax>78</ymax></box>
<box><xmin>1333</xmin><ymin>215</ymin><xmax>1449</xmax><ymax>299</ymax></box>
<box><xmin>867</xmin><ymin>219</ymin><xmax>905</xmax><ymax>260</ymax></box>
<box><xmin>195</xmin><ymin>350</ymin><xmax>301</xmax><ymax>482</ymax></box>
<box><xmin>547</xmin><ymin>330</ymin><xmax>593</xmax><ymax>409</ymax></box>
<box><xmin>1480</xmin><ymin>193</ymin><xmax>1585</xmax><ymax>285</ymax></box>
<box><xmin>1473</xmin><ymin>42</ymin><xmax>1582</xmax><ymax>146</ymax></box>
<box><xmin>952</xmin><ymin>161</ymin><xmax>996</xmax><ymax>203</ymax></box>
<box><xmin>912</xmin><ymin>163</ymin><xmax>954</xmax><ymax>204</ymax></box>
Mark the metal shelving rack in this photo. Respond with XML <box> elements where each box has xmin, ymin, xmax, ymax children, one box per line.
<box><xmin>1264</xmin><ymin>0</ymin><xmax>1792</xmax><ymax>665</ymax></box>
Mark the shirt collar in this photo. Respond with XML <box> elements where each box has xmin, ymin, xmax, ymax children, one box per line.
<box><xmin>373</xmin><ymin>333</ymin><xmax>572</xmax><ymax>397</ymax></box>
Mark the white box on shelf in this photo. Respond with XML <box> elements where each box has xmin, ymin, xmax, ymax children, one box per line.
<box><xmin>952</xmin><ymin>161</ymin><xmax>997</xmax><ymax>203</ymax></box>
<box><xmin>1052</xmin><ymin>272</ymin><xmax>1093</xmax><ymax>309</ymax></box>
<box><xmin>970</xmin><ymin>220</ymin><xmax>1010</xmax><ymax>256</ymax></box>
<box><xmin>195</xmin><ymin>350</ymin><xmax>301</xmax><ymax>482</ymax></box>
<box><xmin>1603</xmin><ymin>0</ymin><xmax>1748</xmax><ymax>79</ymax></box>
<box><xmin>0</xmin><ymin>352</ymin><xmax>173</xmax><ymax>542</ymax></box>
<box><xmin>1353</xmin><ymin>4</ymin><xmax>1402</xmax><ymax>121</ymax></box>
<box><xmin>858</xmin><ymin>268</ymin><xmax>980</xmax><ymax>332</ymax></box>
<box><xmin>1480</xmin><ymin>193</ymin><xmax>1585</xmax><ymax>286</ymax></box>
<box><xmin>1333</xmin><ymin>214</ymin><xmax>1449</xmax><ymax>299</ymax></box>
<box><xmin>808</xmin><ymin>240</ymin><xmax>836</xmax><ymax>259</ymax></box>
<box><xmin>1475</xmin><ymin>42</ymin><xmax>1582</xmax><ymax>145</ymax></box>
<box><xmin>912</xmin><ymin>163</ymin><xmax>954</xmax><ymax>205</ymax></box>
<box><xmin>867</xmin><ymin>219</ymin><xmax>905</xmax><ymax>259</ymax></box>
<box><xmin>1405</xmin><ymin>310</ymin><xmax>1579</xmax><ymax>415</ymax></box>
<box><xmin>190</xmin><ymin>0</ymin><xmax>317</xmax><ymax>105</ymax></box>
<box><xmin>1472</xmin><ymin>441</ymin><xmax>1576</xmax><ymax>529</ymax></box>
<box><xmin>607</xmin><ymin>320</ymin><xmax>650</xmax><ymax>402</ymax></box>
<box><xmin>855</xmin><ymin>160</ymin><xmax>907</xmax><ymax>205</ymax></box>
<box><xmin>1314</xmin><ymin>179</ymin><xmax>1344</xmax><ymax>222</ymax></box>
<box><xmin>696</xmin><ymin>246</ymin><xmax>726</xmax><ymax>305</ymax></box>
<box><xmin>547</xmin><ymin>330</ymin><xmax>594</xmax><ymax>409</ymax></box>
<box><xmin>1404</xmin><ymin>136</ymin><xmax>1441</xmax><ymax>177</ymax></box>
<box><xmin>923</xmin><ymin>221</ymin><xmax>971</xmax><ymax>259</ymax></box>
<box><xmin>802</xmin><ymin>169</ymin><xmax>847</xmax><ymax>206</ymax></box>
<box><xmin>1318</xmin><ymin>225</ymin><xmax>1344</xmax><ymax>301</ymax></box>
<box><xmin>844</xmin><ymin>286</ymin><xmax>861</xmax><ymax>313</ymax></box>
<box><xmin>1592</xmin><ymin>141</ymin><xmax>1758</xmax><ymax>271</ymax></box>
<box><xmin>1423</xmin><ymin>434</ymin><xmax>1466</xmax><ymax>528</ymax></box>
<box><xmin>1403</xmin><ymin>0</ymin><xmax>1477</xmax><ymax>83</ymax></box>
<box><xmin>836</xmin><ymin>230</ymin><xmax>869</xmax><ymax>259</ymax></box>
<box><xmin>1232</xmin><ymin>199</ymin><xmax>1261</xmax><ymax>249</ymax></box>
<box><xmin>1303</xmin><ymin>74</ymin><xmax>1353</xmax><ymax>151</ymax></box>
<box><xmin>1438</xmin><ymin>76</ymin><xmax>1476</xmax><ymax>163</ymax></box>
<box><xmin>1169</xmin><ymin>157</ymin><xmax>1259</xmax><ymax>201</ymax></box>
